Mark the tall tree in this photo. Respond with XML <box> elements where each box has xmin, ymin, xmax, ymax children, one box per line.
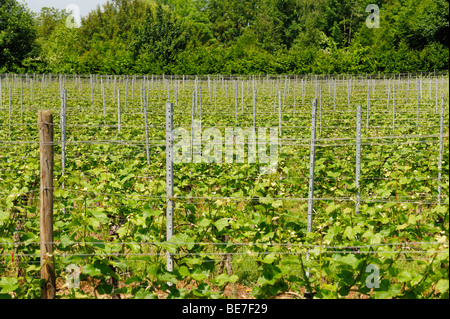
<box><xmin>207</xmin><ymin>0</ymin><xmax>258</xmax><ymax>44</ymax></box>
<box><xmin>132</xmin><ymin>3</ymin><xmax>190</xmax><ymax>71</ymax></box>
<box><xmin>0</xmin><ymin>0</ymin><xmax>37</xmax><ymax>71</ymax></box>
<box><xmin>35</xmin><ymin>7</ymin><xmax>67</xmax><ymax>39</ymax></box>
<box><xmin>40</xmin><ymin>18</ymin><xmax>81</xmax><ymax>73</ymax></box>
<box><xmin>79</xmin><ymin>0</ymin><xmax>148</xmax><ymax>52</ymax></box>
<box><xmin>159</xmin><ymin>0</ymin><xmax>214</xmax><ymax>44</ymax></box>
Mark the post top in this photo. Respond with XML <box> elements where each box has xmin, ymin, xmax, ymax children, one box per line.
<box><xmin>38</xmin><ymin>110</ymin><xmax>53</xmax><ymax>122</ymax></box>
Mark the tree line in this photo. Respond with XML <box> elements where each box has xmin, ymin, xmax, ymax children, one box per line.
<box><xmin>1</xmin><ymin>0</ymin><xmax>448</xmax><ymax>74</ymax></box>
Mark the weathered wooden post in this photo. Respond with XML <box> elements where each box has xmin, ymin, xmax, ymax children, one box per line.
<box><xmin>38</xmin><ymin>110</ymin><xmax>56</xmax><ymax>299</ymax></box>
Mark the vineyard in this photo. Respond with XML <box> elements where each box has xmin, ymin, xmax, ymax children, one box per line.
<box><xmin>0</xmin><ymin>73</ymin><xmax>448</xmax><ymax>299</ymax></box>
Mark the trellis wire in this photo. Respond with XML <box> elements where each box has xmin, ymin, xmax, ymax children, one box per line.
<box><xmin>2</xmin><ymin>241</ymin><xmax>446</xmax><ymax>249</ymax></box>
<box><xmin>1</xmin><ymin>246</ymin><xmax>448</xmax><ymax>258</ymax></box>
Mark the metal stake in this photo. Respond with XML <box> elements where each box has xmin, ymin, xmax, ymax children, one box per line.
<box><xmin>356</xmin><ymin>104</ymin><xmax>361</xmax><ymax>214</ymax></box>
<box><xmin>307</xmin><ymin>99</ymin><xmax>317</xmax><ymax>234</ymax></box>
<box><xmin>144</xmin><ymin>92</ymin><xmax>150</xmax><ymax>165</ymax></box>
<box><xmin>438</xmin><ymin>95</ymin><xmax>444</xmax><ymax>204</ymax></box>
<box><xmin>166</xmin><ymin>102</ymin><xmax>174</xmax><ymax>276</ymax></box>
<box><xmin>117</xmin><ymin>90</ymin><xmax>121</xmax><ymax>132</ymax></box>
<box><xmin>306</xmin><ymin>99</ymin><xmax>318</xmax><ymax>294</ymax></box>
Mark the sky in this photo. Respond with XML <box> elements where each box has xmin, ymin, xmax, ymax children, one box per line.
<box><xmin>19</xmin><ymin>0</ymin><xmax>109</xmax><ymax>17</ymax></box>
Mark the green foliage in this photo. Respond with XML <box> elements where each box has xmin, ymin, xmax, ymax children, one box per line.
<box><xmin>1</xmin><ymin>0</ymin><xmax>449</xmax><ymax>73</ymax></box>
<box><xmin>0</xmin><ymin>0</ymin><xmax>37</xmax><ymax>72</ymax></box>
<box><xmin>132</xmin><ymin>3</ymin><xmax>190</xmax><ymax>72</ymax></box>
<box><xmin>38</xmin><ymin>21</ymin><xmax>81</xmax><ymax>73</ymax></box>
<box><xmin>1</xmin><ymin>74</ymin><xmax>448</xmax><ymax>298</ymax></box>
<box><xmin>207</xmin><ymin>0</ymin><xmax>258</xmax><ymax>44</ymax></box>
<box><xmin>34</xmin><ymin>7</ymin><xmax>67</xmax><ymax>39</ymax></box>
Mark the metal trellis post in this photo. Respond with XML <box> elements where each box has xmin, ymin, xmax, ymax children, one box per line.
<box><xmin>438</xmin><ymin>95</ymin><xmax>444</xmax><ymax>204</ymax></box>
<box><xmin>278</xmin><ymin>91</ymin><xmax>282</xmax><ymax>137</ymax></box>
<box><xmin>144</xmin><ymin>92</ymin><xmax>150</xmax><ymax>166</ymax></box>
<box><xmin>20</xmin><ymin>78</ymin><xmax>23</xmax><ymax>119</ymax></box>
<box><xmin>416</xmin><ymin>79</ymin><xmax>420</xmax><ymax>127</ymax></box>
<box><xmin>356</xmin><ymin>104</ymin><xmax>361</xmax><ymax>214</ymax></box>
<box><xmin>117</xmin><ymin>90</ymin><xmax>121</xmax><ymax>132</ymax></box>
<box><xmin>307</xmin><ymin>98</ymin><xmax>317</xmax><ymax>234</ymax></box>
<box><xmin>60</xmin><ymin>89</ymin><xmax>67</xmax><ymax>214</ymax></box>
<box><xmin>8</xmin><ymin>86</ymin><xmax>11</xmax><ymax>132</ymax></box>
<box><xmin>392</xmin><ymin>85</ymin><xmax>396</xmax><ymax>132</ymax></box>
<box><xmin>305</xmin><ymin>98</ymin><xmax>318</xmax><ymax>296</ymax></box>
<box><xmin>366</xmin><ymin>81</ymin><xmax>370</xmax><ymax>132</ymax></box>
<box><xmin>166</xmin><ymin>102</ymin><xmax>174</xmax><ymax>276</ymax></box>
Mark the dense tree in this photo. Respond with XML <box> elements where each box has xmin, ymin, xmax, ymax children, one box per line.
<box><xmin>207</xmin><ymin>0</ymin><xmax>258</xmax><ymax>44</ymax></box>
<box><xmin>35</xmin><ymin>7</ymin><xmax>67</xmax><ymax>39</ymax></box>
<box><xmin>0</xmin><ymin>0</ymin><xmax>36</xmax><ymax>71</ymax></box>
<box><xmin>132</xmin><ymin>3</ymin><xmax>189</xmax><ymax>70</ymax></box>
<box><xmin>0</xmin><ymin>0</ymin><xmax>448</xmax><ymax>74</ymax></box>
<box><xmin>79</xmin><ymin>0</ymin><xmax>148</xmax><ymax>51</ymax></box>
<box><xmin>392</xmin><ymin>0</ymin><xmax>449</xmax><ymax>49</ymax></box>
<box><xmin>160</xmin><ymin>0</ymin><xmax>214</xmax><ymax>45</ymax></box>
<box><xmin>39</xmin><ymin>18</ymin><xmax>81</xmax><ymax>73</ymax></box>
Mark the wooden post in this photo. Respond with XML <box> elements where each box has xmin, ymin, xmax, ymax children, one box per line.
<box><xmin>38</xmin><ymin>110</ymin><xmax>56</xmax><ymax>299</ymax></box>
